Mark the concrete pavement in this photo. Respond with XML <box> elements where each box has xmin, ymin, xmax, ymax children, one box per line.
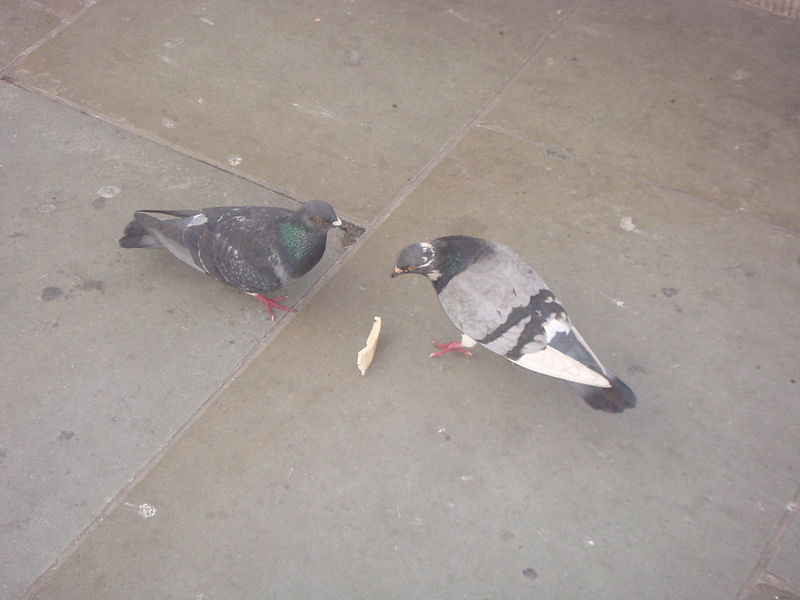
<box><xmin>1</xmin><ymin>1</ymin><xmax>799</xmax><ymax>598</ymax></box>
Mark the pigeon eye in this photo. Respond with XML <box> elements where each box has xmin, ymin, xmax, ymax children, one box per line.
<box><xmin>408</xmin><ymin>266</ymin><xmax>417</xmax><ymax>271</ymax></box>
<box><xmin>312</xmin><ymin>217</ymin><xmax>324</xmax><ymax>224</ymax></box>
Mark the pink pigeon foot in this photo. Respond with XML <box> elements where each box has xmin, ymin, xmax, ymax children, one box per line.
<box><xmin>254</xmin><ymin>294</ymin><xmax>294</xmax><ymax>320</ymax></box>
<box><xmin>430</xmin><ymin>341</ymin><xmax>472</xmax><ymax>358</ymax></box>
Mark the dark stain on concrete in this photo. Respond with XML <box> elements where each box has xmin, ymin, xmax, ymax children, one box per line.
<box><xmin>343</xmin><ymin>50</ymin><xmax>362</xmax><ymax>67</ymax></box>
<box><xmin>58</xmin><ymin>430</ymin><xmax>76</xmax><ymax>441</ymax></box>
<box><xmin>92</xmin><ymin>197</ymin><xmax>106</xmax><ymax>210</ymax></box>
<box><xmin>522</xmin><ymin>568</ymin><xmax>538</xmax><ymax>581</ymax></box>
<box><xmin>545</xmin><ymin>146</ymin><xmax>571</xmax><ymax>161</ymax></box>
<box><xmin>41</xmin><ymin>286</ymin><xmax>64</xmax><ymax>301</ymax></box>
<box><xmin>661</xmin><ymin>287</ymin><xmax>679</xmax><ymax>297</ymax></box>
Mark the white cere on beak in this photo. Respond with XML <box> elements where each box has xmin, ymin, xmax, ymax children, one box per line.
<box><xmin>332</xmin><ymin>218</ymin><xmax>342</xmax><ymax>227</ymax></box>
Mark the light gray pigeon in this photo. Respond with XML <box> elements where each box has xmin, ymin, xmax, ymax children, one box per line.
<box><xmin>119</xmin><ymin>200</ymin><xmax>343</xmax><ymax>318</ymax></box>
<box><xmin>392</xmin><ymin>235</ymin><xmax>636</xmax><ymax>413</ymax></box>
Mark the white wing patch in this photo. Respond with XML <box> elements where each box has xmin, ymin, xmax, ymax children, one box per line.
<box><xmin>460</xmin><ymin>334</ymin><xmax>478</xmax><ymax>348</ymax></box>
<box><xmin>512</xmin><ymin>346</ymin><xmax>611</xmax><ymax>387</ymax></box>
<box><xmin>542</xmin><ymin>314</ymin><xmax>570</xmax><ymax>343</ymax></box>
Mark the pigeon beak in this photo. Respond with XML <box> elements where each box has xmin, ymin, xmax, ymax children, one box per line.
<box><xmin>331</xmin><ymin>218</ymin><xmax>343</xmax><ymax>229</ymax></box>
<box><xmin>391</xmin><ymin>267</ymin><xmax>404</xmax><ymax>278</ymax></box>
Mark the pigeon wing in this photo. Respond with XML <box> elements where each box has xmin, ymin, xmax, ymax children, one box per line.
<box><xmin>134</xmin><ymin>207</ymin><xmax>292</xmax><ymax>293</ymax></box>
<box><xmin>187</xmin><ymin>207</ymin><xmax>292</xmax><ymax>293</ymax></box>
<box><xmin>438</xmin><ymin>242</ymin><xmax>611</xmax><ymax>387</ymax></box>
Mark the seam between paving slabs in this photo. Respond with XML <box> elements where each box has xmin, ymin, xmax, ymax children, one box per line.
<box><xmin>0</xmin><ymin>75</ymin><xmax>369</xmax><ymax>231</ymax></box>
<box><xmin>475</xmin><ymin>122</ymin><xmax>800</xmax><ymax>239</ymax></box>
<box><xmin>735</xmin><ymin>485</ymin><xmax>800</xmax><ymax>600</ymax></box>
<box><xmin>15</xmin><ymin>0</ymin><xmax>71</xmax><ymax>20</ymax></box>
<box><xmin>18</xmin><ymin>2</ymin><xmax>589</xmax><ymax>598</ymax></box>
<box><xmin>0</xmin><ymin>2</ymin><xmax>94</xmax><ymax>77</ymax></box>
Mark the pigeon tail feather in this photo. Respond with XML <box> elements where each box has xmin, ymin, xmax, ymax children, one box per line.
<box><xmin>119</xmin><ymin>218</ymin><xmax>162</xmax><ymax>248</ymax></box>
<box><xmin>567</xmin><ymin>375</ymin><xmax>636</xmax><ymax>413</ymax></box>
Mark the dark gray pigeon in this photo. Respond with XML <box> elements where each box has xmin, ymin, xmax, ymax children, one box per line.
<box><xmin>119</xmin><ymin>200</ymin><xmax>343</xmax><ymax>318</ymax></box>
<box><xmin>392</xmin><ymin>235</ymin><xmax>636</xmax><ymax>413</ymax></box>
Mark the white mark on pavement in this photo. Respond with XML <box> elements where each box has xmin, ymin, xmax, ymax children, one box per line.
<box><xmin>199</xmin><ymin>17</ymin><xmax>215</xmax><ymax>25</ymax></box>
<box><xmin>161</xmin><ymin>117</ymin><xmax>176</xmax><ymax>129</ymax></box>
<box><xmin>619</xmin><ymin>216</ymin><xmax>638</xmax><ymax>232</ymax></box>
<box><xmin>97</xmin><ymin>185</ymin><xmax>121</xmax><ymax>198</ymax></box>
<box><xmin>227</xmin><ymin>155</ymin><xmax>243</xmax><ymax>166</ymax></box>
<box><xmin>124</xmin><ymin>502</ymin><xmax>158</xmax><ymax>519</ymax></box>
<box><xmin>729</xmin><ymin>69</ymin><xmax>750</xmax><ymax>81</ymax></box>
<box><xmin>447</xmin><ymin>8</ymin><xmax>470</xmax><ymax>22</ymax></box>
<box><xmin>292</xmin><ymin>103</ymin><xmax>344</xmax><ymax>124</ymax></box>
<box><xmin>596</xmin><ymin>291</ymin><xmax>629</xmax><ymax>311</ymax></box>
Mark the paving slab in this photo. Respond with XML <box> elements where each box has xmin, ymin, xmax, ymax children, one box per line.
<box><xmin>0</xmin><ymin>82</ymin><xmax>347</xmax><ymax>600</ymax></box>
<box><xmin>33</xmin><ymin>0</ymin><xmax>84</xmax><ymax>19</ymax></box>
<box><xmin>0</xmin><ymin>0</ymin><xmax>60</xmax><ymax>67</ymax></box>
<box><xmin>7</xmin><ymin>0</ymin><xmax>570</xmax><ymax>222</ymax></box>
<box><xmin>773</xmin><ymin>509</ymin><xmax>800</xmax><ymax>585</ymax></box>
<box><xmin>485</xmin><ymin>0</ymin><xmax>800</xmax><ymax>232</ymax></box>
<box><xmin>28</xmin><ymin>126</ymin><xmax>800</xmax><ymax>599</ymax></box>
<box><xmin>747</xmin><ymin>582</ymin><xmax>800</xmax><ymax>600</ymax></box>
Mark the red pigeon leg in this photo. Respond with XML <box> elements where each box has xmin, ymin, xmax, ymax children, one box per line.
<box><xmin>253</xmin><ymin>294</ymin><xmax>294</xmax><ymax>320</ymax></box>
<box><xmin>430</xmin><ymin>341</ymin><xmax>472</xmax><ymax>358</ymax></box>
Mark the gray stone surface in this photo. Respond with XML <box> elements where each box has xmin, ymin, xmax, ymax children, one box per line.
<box><xmin>8</xmin><ymin>0</ymin><xmax>570</xmax><ymax>222</ymax></box>
<box><xmin>747</xmin><ymin>582</ymin><xmax>800</xmax><ymax>600</ymax></box>
<box><xmin>0</xmin><ymin>0</ymin><xmax>60</xmax><ymax>67</ymax></box>
<box><xmin>773</xmin><ymin>507</ymin><xmax>800</xmax><ymax>585</ymax></box>
<box><xmin>486</xmin><ymin>0</ymin><xmax>800</xmax><ymax>231</ymax></box>
<box><xmin>28</xmin><ymin>126</ymin><xmax>800</xmax><ymax>600</ymax></box>
<box><xmin>34</xmin><ymin>0</ymin><xmax>83</xmax><ymax>18</ymax></box>
<box><xmin>2</xmin><ymin>0</ymin><xmax>799</xmax><ymax>598</ymax></box>
<box><xmin>0</xmin><ymin>82</ymin><xmax>345</xmax><ymax>600</ymax></box>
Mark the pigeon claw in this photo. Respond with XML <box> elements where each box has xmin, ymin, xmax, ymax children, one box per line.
<box><xmin>430</xmin><ymin>341</ymin><xmax>472</xmax><ymax>358</ymax></box>
<box><xmin>253</xmin><ymin>294</ymin><xmax>294</xmax><ymax>320</ymax></box>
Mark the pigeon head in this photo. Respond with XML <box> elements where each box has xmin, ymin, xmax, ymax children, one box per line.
<box><xmin>391</xmin><ymin>242</ymin><xmax>440</xmax><ymax>280</ymax></box>
<box><xmin>294</xmin><ymin>200</ymin><xmax>343</xmax><ymax>230</ymax></box>
<box><xmin>392</xmin><ymin>236</ymin><xmax>494</xmax><ymax>291</ymax></box>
